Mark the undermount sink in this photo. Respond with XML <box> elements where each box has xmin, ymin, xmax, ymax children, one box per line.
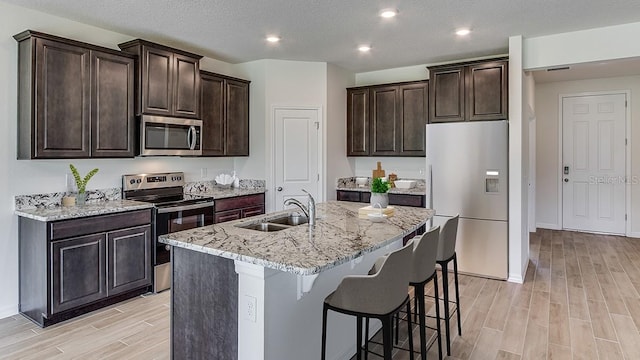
<box><xmin>235</xmin><ymin>213</ymin><xmax>309</xmax><ymax>232</ymax></box>
<box><xmin>268</xmin><ymin>214</ymin><xmax>308</xmax><ymax>226</ymax></box>
<box><xmin>238</xmin><ymin>223</ymin><xmax>291</xmax><ymax>232</ymax></box>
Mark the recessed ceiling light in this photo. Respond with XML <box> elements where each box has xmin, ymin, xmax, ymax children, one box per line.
<box><xmin>266</xmin><ymin>36</ymin><xmax>280</xmax><ymax>43</ymax></box>
<box><xmin>456</xmin><ymin>28</ymin><xmax>471</xmax><ymax>36</ymax></box>
<box><xmin>379</xmin><ymin>9</ymin><xmax>398</xmax><ymax>18</ymax></box>
<box><xmin>358</xmin><ymin>45</ymin><xmax>372</xmax><ymax>52</ymax></box>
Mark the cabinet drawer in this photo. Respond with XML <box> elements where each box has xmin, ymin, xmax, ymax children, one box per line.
<box><xmin>242</xmin><ymin>205</ymin><xmax>265</xmax><ymax>218</ymax></box>
<box><xmin>214</xmin><ymin>209</ymin><xmax>242</xmax><ymax>224</ymax></box>
<box><xmin>214</xmin><ymin>194</ymin><xmax>265</xmax><ymax>212</ymax></box>
<box><xmin>50</xmin><ymin>210</ymin><xmax>151</xmax><ymax>241</ymax></box>
<box><xmin>337</xmin><ymin>190</ymin><xmax>362</xmax><ymax>202</ymax></box>
<box><xmin>389</xmin><ymin>194</ymin><xmax>425</xmax><ymax>207</ymax></box>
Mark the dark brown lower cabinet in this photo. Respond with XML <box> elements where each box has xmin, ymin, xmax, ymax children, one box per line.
<box><xmin>51</xmin><ymin>234</ymin><xmax>107</xmax><ymax>313</ymax></box>
<box><xmin>214</xmin><ymin>193</ymin><xmax>265</xmax><ymax>223</ymax></box>
<box><xmin>337</xmin><ymin>190</ymin><xmax>425</xmax><ymax>208</ymax></box>
<box><xmin>19</xmin><ymin>209</ymin><xmax>152</xmax><ymax>327</ymax></box>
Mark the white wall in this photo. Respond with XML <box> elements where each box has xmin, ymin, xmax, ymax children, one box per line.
<box><xmin>535</xmin><ymin>75</ymin><xmax>640</xmax><ymax>236</ymax></box>
<box><xmin>524</xmin><ymin>22</ymin><xmax>640</xmax><ymax>70</ymax></box>
<box><xmin>236</xmin><ymin>60</ymin><xmax>328</xmax><ymax>211</ymax></box>
<box><xmin>326</xmin><ymin>64</ymin><xmax>356</xmax><ymax>200</ymax></box>
<box><xmin>508</xmin><ymin>36</ymin><xmax>528</xmax><ymax>283</ymax></box>
<box><xmin>0</xmin><ymin>1</ymin><xmax>243</xmax><ymax>318</ymax></box>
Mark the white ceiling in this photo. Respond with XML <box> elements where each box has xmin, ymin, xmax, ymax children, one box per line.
<box><xmin>6</xmin><ymin>0</ymin><xmax>640</xmax><ymax>73</ymax></box>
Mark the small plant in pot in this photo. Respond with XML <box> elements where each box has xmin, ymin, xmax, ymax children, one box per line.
<box><xmin>370</xmin><ymin>177</ymin><xmax>391</xmax><ymax>208</ymax></box>
<box><xmin>70</xmin><ymin>164</ymin><xmax>99</xmax><ymax>205</ymax></box>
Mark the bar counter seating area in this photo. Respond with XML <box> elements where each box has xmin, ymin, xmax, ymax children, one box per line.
<box><xmin>159</xmin><ymin>199</ymin><xmax>464</xmax><ymax>360</ymax></box>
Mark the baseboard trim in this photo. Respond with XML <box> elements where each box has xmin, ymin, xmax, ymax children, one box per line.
<box><xmin>628</xmin><ymin>232</ymin><xmax>640</xmax><ymax>239</ymax></box>
<box><xmin>508</xmin><ymin>274</ymin><xmax>524</xmax><ymax>284</ymax></box>
<box><xmin>0</xmin><ymin>305</ymin><xmax>18</xmax><ymax>320</ymax></box>
<box><xmin>536</xmin><ymin>222</ymin><xmax>561</xmax><ymax>230</ymax></box>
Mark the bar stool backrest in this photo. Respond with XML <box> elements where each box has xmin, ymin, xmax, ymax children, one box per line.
<box><xmin>327</xmin><ymin>240</ymin><xmax>414</xmax><ymax>315</ymax></box>
<box><xmin>410</xmin><ymin>226</ymin><xmax>440</xmax><ymax>284</ymax></box>
<box><xmin>436</xmin><ymin>215</ymin><xmax>459</xmax><ymax>262</ymax></box>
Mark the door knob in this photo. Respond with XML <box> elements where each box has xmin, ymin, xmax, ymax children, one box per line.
<box><xmin>564</xmin><ymin>178</ymin><xmax>569</xmax><ymax>183</ymax></box>
<box><xmin>277</xmin><ymin>187</ymin><xmax>283</xmax><ymax>191</ymax></box>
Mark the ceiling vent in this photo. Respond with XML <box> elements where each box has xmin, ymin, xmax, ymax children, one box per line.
<box><xmin>547</xmin><ymin>66</ymin><xmax>570</xmax><ymax>72</ymax></box>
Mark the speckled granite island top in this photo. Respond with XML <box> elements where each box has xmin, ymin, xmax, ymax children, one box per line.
<box><xmin>159</xmin><ymin>201</ymin><xmax>434</xmax><ymax>275</ymax></box>
<box><xmin>14</xmin><ymin>200</ymin><xmax>154</xmax><ymax>222</ymax></box>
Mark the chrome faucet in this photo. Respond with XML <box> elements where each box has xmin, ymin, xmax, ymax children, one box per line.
<box><xmin>284</xmin><ymin>189</ymin><xmax>316</xmax><ymax>227</ymax></box>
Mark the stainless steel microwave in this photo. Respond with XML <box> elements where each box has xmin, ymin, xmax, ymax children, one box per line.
<box><xmin>140</xmin><ymin>115</ymin><xmax>202</xmax><ymax>156</ymax></box>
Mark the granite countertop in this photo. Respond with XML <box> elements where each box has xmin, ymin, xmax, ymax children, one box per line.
<box><xmin>15</xmin><ymin>200</ymin><xmax>154</xmax><ymax>222</ymax></box>
<box><xmin>185</xmin><ymin>187</ymin><xmax>266</xmax><ymax>199</ymax></box>
<box><xmin>159</xmin><ymin>201</ymin><xmax>434</xmax><ymax>275</ymax></box>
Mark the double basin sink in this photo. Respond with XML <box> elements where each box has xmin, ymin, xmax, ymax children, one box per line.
<box><xmin>235</xmin><ymin>213</ymin><xmax>308</xmax><ymax>232</ymax></box>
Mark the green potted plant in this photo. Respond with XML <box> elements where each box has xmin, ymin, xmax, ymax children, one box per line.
<box><xmin>370</xmin><ymin>177</ymin><xmax>391</xmax><ymax>208</ymax></box>
<box><xmin>70</xmin><ymin>164</ymin><xmax>99</xmax><ymax>205</ymax></box>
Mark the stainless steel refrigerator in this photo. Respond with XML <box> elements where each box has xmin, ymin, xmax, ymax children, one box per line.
<box><xmin>426</xmin><ymin>120</ymin><xmax>508</xmax><ymax>279</ymax></box>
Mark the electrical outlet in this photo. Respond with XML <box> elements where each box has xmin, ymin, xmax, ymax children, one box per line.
<box><xmin>244</xmin><ymin>295</ymin><xmax>257</xmax><ymax>322</ymax></box>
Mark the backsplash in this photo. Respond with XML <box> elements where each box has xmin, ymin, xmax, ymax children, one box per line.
<box><xmin>183</xmin><ymin>179</ymin><xmax>266</xmax><ymax>193</ymax></box>
<box><xmin>15</xmin><ymin>188</ymin><xmax>121</xmax><ymax>210</ymax></box>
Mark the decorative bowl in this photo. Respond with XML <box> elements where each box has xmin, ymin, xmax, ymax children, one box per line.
<box><xmin>394</xmin><ymin>180</ymin><xmax>416</xmax><ymax>189</ymax></box>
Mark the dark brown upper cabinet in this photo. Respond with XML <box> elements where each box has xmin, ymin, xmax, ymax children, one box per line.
<box><xmin>428</xmin><ymin>58</ymin><xmax>508</xmax><ymax>123</ymax></box>
<box><xmin>200</xmin><ymin>71</ymin><xmax>250</xmax><ymax>156</ymax></box>
<box><xmin>347</xmin><ymin>80</ymin><xmax>428</xmax><ymax>157</ymax></box>
<box><xmin>347</xmin><ymin>88</ymin><xmax>369</xmax><ymax>156</ymax></box>
<box><xmin>15</xmin><ymin>31</ymin><xmax>135</xmax><ymax>159</ymax></box>
<box><xmin>118</xmin><ymin>39</ymin><xmax>202</xmax><ymax>119</ymax></box>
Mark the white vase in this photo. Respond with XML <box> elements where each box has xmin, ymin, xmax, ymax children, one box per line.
<box><xmin>370</xmin><ymin>193</ymin><xmax>389</xmax><ymax>208</ymax></box>
<box><xmin>76</xmin><ymin>192</ymin><xmax>87</xmax><ymax>205</ymax></box>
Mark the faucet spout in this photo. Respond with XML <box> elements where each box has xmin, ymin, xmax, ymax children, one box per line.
<box><xmin>283</xmin><ymin>189</ymin><xmax>316</xmax><ymax>227</ymax></box>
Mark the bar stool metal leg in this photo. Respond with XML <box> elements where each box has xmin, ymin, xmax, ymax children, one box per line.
<box><xmin>440</xmin><ymin>261</ymin><xmax>451</xmax><ymax>356</ymax></box>
<box><xmin>454</xmin><ymin>254</ymin><xmax>462</xmax><ymax>336</ymax></box>
<box><xmin>382</xmin><ymin>315</ymin><xmax>393</xmax><ymax>360</ymax></box>
<box><xmin>406</xmin><ymin>302</ymin><xmax>415</xmax><ymax>360</ymax></box>
<box><xmin>321</xmin><ymin>304</ymin><xmax>328</xmax><ymax>360</ymax></box>
<box><xmin>416</xmin><ymin>284</ymin><xmax>427</xmax><ymax>360</ymax></box>
<box><xmin>356</xmin><ymin>315</ymin><xmax>363</xmax><ymax>360</ymax></box>
<box><xmin>433</xmin><ymin>272</ymin><xmax>443</xmax><ymax>360</ymax></box>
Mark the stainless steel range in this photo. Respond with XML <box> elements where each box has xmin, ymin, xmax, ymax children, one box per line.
<box><xmin>122</xmin><ymin>172</ymin><xmax>214</xmax><ymax>292</ymax></box>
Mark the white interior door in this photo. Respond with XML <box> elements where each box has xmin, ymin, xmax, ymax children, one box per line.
<box><xmin>274</xmin><ymin>108</ymin><xmax>321</xmax><ymax>211</ymax></box>
<box><xmin>562</xmin><ymin>94</ymin><xmax>626</xmax><ymax>234</ymax></box>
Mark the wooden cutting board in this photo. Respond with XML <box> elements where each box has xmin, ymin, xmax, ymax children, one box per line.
<box><xmin>372</xmin><ymin>161</ymin><xmax>385</xmax><ymax>179</ymax></box>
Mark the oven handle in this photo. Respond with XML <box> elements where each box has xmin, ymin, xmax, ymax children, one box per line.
<box><xmin>156</xmin><ymin>201</ymin><xmax>214</xmax><ymax>214</ymax></box>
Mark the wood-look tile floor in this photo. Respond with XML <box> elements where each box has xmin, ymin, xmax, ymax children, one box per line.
<box><xmin>0</xmin><ymin>291</ymin><xmax>170</xmax><ymax>360</ymax></box>
<box><xmin>1</xmin><ymin>229</ymin><xmax>639</xmax><ymax>359</ymax></box>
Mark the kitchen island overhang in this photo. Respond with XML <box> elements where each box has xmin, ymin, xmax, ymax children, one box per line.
<box><xmin>160</xmin><ymin>201</ymin><xmax>434</xmax><ymax>360</ymax></box>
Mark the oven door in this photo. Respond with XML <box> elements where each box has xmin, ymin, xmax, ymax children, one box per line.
<box><xmin>154</xmin><ymin>201</ymin><xmax>214</xmax><ymax>265</ymax></box>
<box><xmin>140</xmin><ymin>115</ymin><xmax>202</xmax><ymax>156</ymax></box>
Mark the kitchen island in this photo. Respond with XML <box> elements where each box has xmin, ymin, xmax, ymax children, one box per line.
<box><xmin>159</xmin><ymin>201</ymin><xmax>434</xmax><ymax>360</ymax></box>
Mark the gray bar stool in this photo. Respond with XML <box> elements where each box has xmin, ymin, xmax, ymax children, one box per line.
<box><xmin>436</xmin><ymin>215</ymin><xmax>461</xmax><ymax>356</ymax></box>
<box><xmin>410</xmin><ymin>226</ymin><xmax>442</xmax><ymax>360</ymax></box>
<box><xmin>370</xmin><ymin>226</ymin><xmax>443</xmax><ymax>360</ymax></box>
<box><xmin>321</xmin><ymin>241</ymin><xmax>415</xmax><ymax>360</ymax></box>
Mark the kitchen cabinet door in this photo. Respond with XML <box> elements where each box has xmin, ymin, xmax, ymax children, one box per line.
<box><xmin>107</xmin><ymin>225</ymin><xmax>152</xmax><ymax>296</ymax></box>
<box><xmin>33</xmin><ymin>38</ymin><xmax>91</xmax><ymax>158</ymax></box>
<box><xmin>347</xmin><ymin>88</ymin><xmax>370</xmax><ymax>156</ymax></box>
<box><xmin>466</xmin><ymin>60</ymin><xmax>508</xmax><ymax>121</ymax></box>
<box><xmin>225</xmin><ymin>79</ymin><xmax>250</xmax><ymax>156</ymax></box>
<box><xmin>429</xmin><ymin>66</ymin><xmax>465</xmax><ymax>123</ymax></box>
<box><xmin>399</xmin><ymin>82</ymin><xmax>428</xmax><ymax>156</ymax></box>
<box><xmin>173</xmin><ymin>53</ymin><xmax>201</xmax><ymax>118</ymax></box>
<box><xmin>141</xmin><ymin>45</ymin><xmax>174</xmax><ymax>116</ymax></box>
<box><xmin>200</xmin><ymin>71</ymin><xmax>250</xmax><ymax>157</ymax></box>
<box><xmin>91</xmin><ymin>50</ymin><xmax>135</xmax><ymax>157</ymax></box>
<box><xmin>51</xmin><ymin>234</ymin><xmax>107</xmax><ymax>313</ymax></box>
<box><xmin>370</xmin><ymin>86</ymin><xmax>400</xmax><ymax>156</ymax></box>
<box><xmin>201</xmin><ymin>73</ymin><xmax>226</xmax><ymax>156</ymax></box>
